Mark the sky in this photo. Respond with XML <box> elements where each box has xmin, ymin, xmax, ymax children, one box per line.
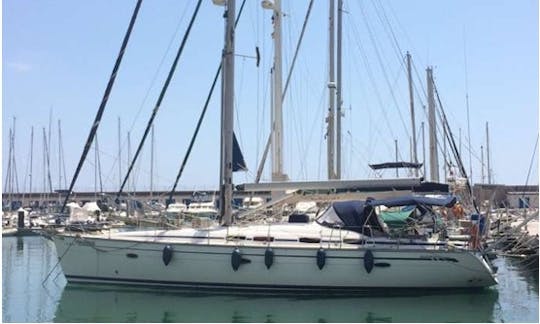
<box><xmin>2</xmin><ymin>0</ymin><xmax>538</xmax><ymax>194</ymax></box>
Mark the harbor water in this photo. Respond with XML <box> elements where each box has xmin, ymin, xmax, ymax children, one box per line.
<box><xmin>2</xmin><ymin>235</ymin><xmax>538</xmax><ymax>323</ymax></box>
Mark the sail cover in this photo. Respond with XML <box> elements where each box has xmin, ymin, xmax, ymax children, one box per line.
<box><xmin>233</xmin><ymin>132</ymin><xmax>247</xmax><ymax>172</ymax></box>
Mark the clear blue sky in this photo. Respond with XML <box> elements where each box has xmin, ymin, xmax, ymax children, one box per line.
<box><xmin>3</xmin><ymin>0</ymin><xmax>538</xmax><ymax>193</ymax></box>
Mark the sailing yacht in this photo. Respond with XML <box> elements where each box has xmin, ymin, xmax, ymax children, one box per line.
<box><xmin>51</xmin><ymin>0</ymin><xmax>496</xmax><ymax>291</ymax></box>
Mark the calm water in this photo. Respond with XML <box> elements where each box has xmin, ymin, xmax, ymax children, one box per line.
<box><xmin>2</xmin><ymin>236</ymin><xmax>539</xmax><ymax>323</ymax></box>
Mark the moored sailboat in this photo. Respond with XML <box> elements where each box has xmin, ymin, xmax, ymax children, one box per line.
<box><xmin>51</xmin><ymin>0</ymin><xmax>497</xmax><ymax>291</ymax></box>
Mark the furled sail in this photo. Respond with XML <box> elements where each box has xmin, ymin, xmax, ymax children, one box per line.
<box><xmin>233</xmin><ymin>132</ymin><xmax>247</xmax><ymax>172</ymax></box>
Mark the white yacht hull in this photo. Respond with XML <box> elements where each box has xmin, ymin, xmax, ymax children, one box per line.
<box><xmin>53</xmin><ymin>232</ymin><xmax>496</xmax><ymax>291</ymax></box>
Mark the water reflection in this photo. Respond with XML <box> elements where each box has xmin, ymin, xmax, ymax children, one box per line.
<box><xmin>54</xmin><ymin>284</ymin><xmax>499</xmax><ymax>323</ymax></box>
<box><xmin>2</xmin><ymin>236</ymin><xmax>538</xmax><ymax>323</ymax></box>
<box><xmin>491</xmin><ymin>256</ymin><xmax>539</xmax><ymax>322</ymax></box>
<box><xmin>2</xmin><ymin>236</ymin><xmax>65</xmax><ymax>323</ymax></box>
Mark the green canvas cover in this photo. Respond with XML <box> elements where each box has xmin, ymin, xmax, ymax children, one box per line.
<box><xmin>379</xmin><ymin>209</ymin><xmax>414</xmax><ymax>228</ymax></box>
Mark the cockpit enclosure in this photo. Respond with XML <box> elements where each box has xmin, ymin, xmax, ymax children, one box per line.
<box><xmin>317</xmin><ymin>200</ymin><xmax>389</xmax><ymax>236</ymax></box>
<box><xmin>316</xmin><ymin>195</ymin><xmax>457</xmax><ymax>237</ymax></box>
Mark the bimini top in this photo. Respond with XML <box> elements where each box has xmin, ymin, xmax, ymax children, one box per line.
<box><xmin>368</xmin><ymin>195</ymin><xmax>457</xmax><ymax>208</ymax></box>
<box><xmin>317</xmin><ymin>195</ymin><xmax>457</xmax><ymax>235</ymax></box>
<box><xmin>317</xmin><ymin>200</ymin><xmax>387</xmax><ymax>235</ymax></box>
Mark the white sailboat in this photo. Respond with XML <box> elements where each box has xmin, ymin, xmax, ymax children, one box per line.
<box><xmin>52</xmin><ymin>0</ymin><xmax>497</xmax><ymax>291</ymax></box>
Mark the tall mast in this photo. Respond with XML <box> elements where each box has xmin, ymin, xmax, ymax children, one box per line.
<box><xmin>127</xmin><ymin>131</ymin><xmax>132</xmax><ymax>193</ymax></box>
<box><xmin>58</xmin><ymin>120</ymin><xmax>62</xmax><ymax>189</ymax></box>
<box><xmin>150</xmin><ymin>124</ymin><xmax>154</xmax><ymax>197</ymax></box>
<box><xmin>326</xmin><ymin>0</ymin><xmax>336</xmax><ymax>180</ymax></box>
<box><xmin>219</xmin><ymin>0</ymin><xmax>235</xmax><ymax>225</ymax></box>
<box><xmin>426</xmin><ymin>67</ymin><xmax>439</xmax><ymax>182</ymax></box>
<box><xmin>29</xmin><ymin>126</ymin><xmax>34</xmax><ymax>193</ymax></box>
<box><xmin>466</xmin><ymin>95</ymin><xmax>473</xmax><ymax>183</ymax></box>
<box><xmin>486</xmin><ymin>121</ymin><xmax>491</xmax><ymax>184</ymax></box>
<box><xmin>443</xmin><ymin>130</ymin><xmax>447</xmax><ymax>181</ymax></box>
<box><xmin>94</xmin><ymin>137</ymin><xmax>98</xmax><ymax>197</ymax></box>
<box><xmin>336</xmin><ymin>0</ymin><xmax>343</xmax><ymax>179</ymax></box>
<box><xmin>11</xmin><ymin>118</ymin><xmax>19</xmax><ymax>194</ymax></box>
<box><xmin>118</xmin><ymin>117</ymin><xmax>122</xmax><ymax>188</ymax></box>
<box><xmin>42</xmin><ymin>127</ymin><xmax>53</xmax><ymax>192</ymax></box>
<box><xmin>480</xmin><ymin>145</ymin><xmax>485</xmax><ymax>183</ymax></box>
<box><xmin>406</xmin><ymin>52</ymin><xmax>418</xmax><ymax>176</ymax></box>
<box><xmin>269</xmin><ymin>0</ymin><xmax>287</xmax><ymax>182</ymax></box>
<box><xmin>421</xmin><ymin>121</ymin><xmax>426</xmax><ymax>177</ymax></box>
<box><xmin>394</xmin><ymin>139</ymin><xmax>399</xmax><ymax>177</ymax></box>
<box><xmin>58</xmin><ymin>120</ymin><xmax>67</xmax><ymax>189</ymax></box>
<box><xmin>5</xmin><ymin>128</ymin><xmax>12</xmax><ymax>195</ymax></box>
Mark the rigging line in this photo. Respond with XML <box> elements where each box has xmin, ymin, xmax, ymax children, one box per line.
<box><xmin>355</xmin><ymin>1</ymin><xmax>411</xmax><ymax>141</ymax></box>
<box><xmin>126</xmin><ymin>2</ymin><xmax>193</xmax><ymax>135</ymax></box>
<box><xmin>96</xmin><ymin>136</ymin><xmax>104</xmax><ymax>193</ymax></box>
<box><xmin>523</xmin><ymin>135</ymin><xmax>538</xmax><ymax>190</ymax></box>
<box><xmin>430</xmin><ymin>78</ymin><xmax>482</xmax><ymax>165</ymax></box>
<box><xmin>117</xmin><ymin>0</ymin><xmax>203</xmax><ymax>199</ymax></box>
<box><xmin>411</xmin><ymin>60</ymin><xmax>428</xmax><ymax>104</ymax></box>
<box><xmin>167</xmin><ymin>0</ymin><xmax>247</xmax><ymax>204</ymax></box>
<box><xmin>370</xmin><ymin>0</ymin><xmax>406</xmax><ymax>72</ymax></box>
<box><xmin>382</xmin><ymin>0</ymin><xmax>427</xmax><ymax>71</ymax></box>
<box><xmin>347</xmin><ymin>10</ymin><xmax>397</xmax><ymax>153</ymax></box>
<box><xmin>309</xmin><ymin>85</ymin><xmax>329</xmax><ymax>180</ymax></box>
<box><xmin>255</xmin><ymin>0</ymin><xmax>314</xmax><ymax>182</ymax></box>
<box><xmin>433</xmin><ymin>81</ymin><xmax>478</xmax><ymax>212</ymax></box>
<box><xmin>61</xmin><ymin>0</ymin><xmax>143</xmax><ymax>213</ymax></box>
<box><xmin>283</xmin><ymin>0</ymin><xmax>313</xmax><ymax>100</ymax></box>
<box><xmin>102</xmin><ymin>3</ymin><xmax>192</xmax><ymax>186</ymax></box>
<box><xmin>347</xmin><ymin>16</ymin><xmax>395</xmax><ymax>157</ymax></box>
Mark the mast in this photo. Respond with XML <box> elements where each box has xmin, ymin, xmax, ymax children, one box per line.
<box><xmin>466</xmin><ymin>94</ymin><xmax>473</xmax><ymax>183</ymax></box>
<box><xmin>118</xmin><ymin>117</ymin><xmax>122</xmax><ymax>188</ymax></box>
<box><xmin>95</xmin><ymin>136</ymin><xmax>98</xmax><ymax>197</ymax></box>
<box><xmin>127</xmin><ymin>131</ymin><xmax>132</xmax><ymax>193</ymax></box>
<box><xmin>326</xmin><ymin>0</ymin><xmax>336</xmax><ymax>180</ymax></box>
<box><xmin>486</xmin><ymin>121</ymin><xmax>492</xmax><ymax>184</ymax></box>
<box><xmin>269</xmin><ymin>0</ymin><xmax>287</xmax><ymax>182</ymax></box>
<box><xmin>29</xmin><ymin>126</ymin><xmax>34</xmax><ymax>193</ymax></box>
<box><xmin>97</xmin><ymin>136</ymin><xmax>103</xmax><ymax>193</ymax></box>
<box><xmin>42</xmin><ymin>127</ymin><xmax>53</xmax><ymax>192</ymax></box>
<box><xmin>8</xmin><ymin>128</ymin><xmax>14</xmax><ymax>210</ymax></box>
<box><xmin>336</xmin><ymin>0</ymin><xmax>343</xmax><ymax>179</ymax></box>
<box><xmin>150</xmin><ymin>124</ymin><xmax>154</xmax><ymax>198</ymax></box>
<box><xmin>256</xmin><ymin>0</ymin><xmax>313</xmax><ymax>184</ymax></box>
<box><xmin>5</xmin><ymin>128</ymin><xmax>13</xmax><ymax>206</ymax></box>
<box><xmin>219</xmin><ymin>0</ymin><xmax>235</xmax><ymax>226</ymax></box>
<box><xmin>443</xmin><ymin>124</ymin><xmax>447</xmax><ymax>181</ymax></box>
<box><xmin>426</xmin><ymin>67</ymin><xmax>439</xmax><ymax>182</ymax></box>
<box><xmin>57</xmin><ymin>120</ymin><xmax>62</xmax><ymax>190</ymax></box>
<box><xmin>421</xmin><ymin>121</ymin><xmax>426</xmax><ymax>177</ymax></box>
<box><xmin>406</xmin><ymin>52</ymin><xmax>418</xmax><ymax>176</ymax></box>
<box><xmin>480</xmin><ymin>145</ymin><xmax>485</xmax><ymax>183</ymax></box>
<box><xmin>394</xmin><ymin>139</ymin><xmax>399</xmax><ymax>177</ymax></box>
<box><xmin>459</xmin><ymin>127</ymin><xmax>462</xmax><ymax>157</ymax></box>
<box><xmin>11</xmin><ymin>118</ymin><xmax>19</xmax><ymax>194</ymax></box>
